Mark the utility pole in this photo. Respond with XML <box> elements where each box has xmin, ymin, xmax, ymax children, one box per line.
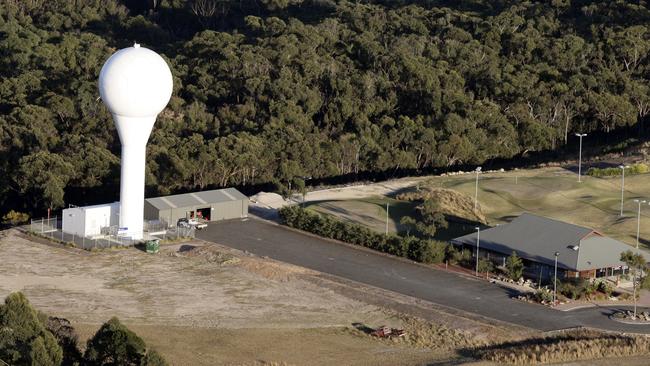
<box><xmin>619</xmin><ymin>165</ymin><xmax>629</xmax><ymax>216</ymax></box>
<box><xmin>475</xmin><ymin>227</ymin><xmax>480</xmax><ymax>277</ymax></box>
<box><xmin>553</xmin><ymin>251</ymin><xmax>559</xmax><ymax>305</ymax></box>
<box><xmin>634</xmin><ymin>199</ymin><xmax>646</xmax><ymax>248</ymax></box>
<box><xmin>385</xmin><ymin>203</ymin><xmax>389</xmax><ymax>235</ymax></box>
<box><xmin>474</xmin><ymin>167</ymin><xmax>482</xmax><ymax>210</ymax></box>
<box><xmin>575</xmin><ymin>133</ymin><xmax>587</xmax><ymax>182</ymax></box>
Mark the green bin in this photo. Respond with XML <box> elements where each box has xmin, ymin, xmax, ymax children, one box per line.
<box><xmin>146</xmin><ymin>239</ymin><xmax>160</xmax><ymax>254</ymax></box>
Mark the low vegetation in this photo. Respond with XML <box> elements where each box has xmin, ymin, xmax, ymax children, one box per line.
<box><xmin>279</xmin><ymin>206</ymin><xmax>447</xmax><ymax>264</ymax></box>
<box><xmin>396</xmin><ymin>187</ymin><xmax>487</xmax><ymax>224</ymax></box>
<box><xmin>471</xmin><ymin>329</ymin><xmax>650</xmax><ymax>364</ymax></box>
<box><xmin>0</xmin><ymin>292</ymin><xmax>166</xmax><ymax>366</ymax></box>
<box><xmin>1</xmin><ymin>210</ymin><xmax>30</xmax><ymax>226</ymax></box>
<box><xmin>586</xmin><ymin>163</ymin><xmax>649</xmax><ymax>177</ymax></box>
<box><xmin>505</xmin><ymin>252</ymin><xmax>524</xmax><ymax>281</ymax></box>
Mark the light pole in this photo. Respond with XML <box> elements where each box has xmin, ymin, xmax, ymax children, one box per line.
<box><xmin>619</xmin><ymin>165</ymin><xmax>629</xmax><ymax>216</ymax></box>
<box><xmin>553</xmin><ymin>251</ymin><xmax>560</xmax><ymax>305</ymax></box>
<box><xmin>634</xmin><ymin>199</ymin><xmax>646</xmax><ymax>248</ymax></box>
<box><xmin>385</xmin><ymin>203</ymin><xmax>389</xmax><ymax>235</ymax></box>
<box><xmin>575</xmin><ymin>133</ymin><xmax>587</xmax><ymax>182</ymax></box>
<box><xmin>474</xmin><ymin>166</ymin><xmax>482</xmax><ymax>210</ymax></box>
<box><xmin>475</xmin><ymin>226</ymin><xmax>480</xmax><ymax>277</ymax></box>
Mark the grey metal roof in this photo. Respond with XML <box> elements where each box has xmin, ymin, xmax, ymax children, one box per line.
<box><xmin>146</xmin><ymin>188</ymin><xmax>248</xmax><ymax>211</ymax></box>
<box><xmin>577</xmin><ymin>236</ymin><xmax>649</xmax><ymax>271</ymax></box>
<box><xmin>451</xmin><ymin>212</ymin><xmax>649</xmax><ymax>271</ymax></box>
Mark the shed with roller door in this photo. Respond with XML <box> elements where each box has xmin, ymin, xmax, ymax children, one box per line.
<box><xmin>144</xmin><ymin>188</ymin><xmax>248</xmax><ymax>227</ymax></box>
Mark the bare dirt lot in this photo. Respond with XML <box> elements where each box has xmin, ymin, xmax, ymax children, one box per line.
<box><xmin>0</xmin><ymin>229</ymin><xmax>461</xmax><ymax>365</ymax></box>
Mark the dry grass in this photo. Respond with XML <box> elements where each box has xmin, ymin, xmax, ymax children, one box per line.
<box><xmin>172</xmin><ymin>244</ymin><xmax>241</xmax><ymax>265</ymax></box>
<box><xmin>353</xmin><ymin>313</ymin><xmax>480</xmax><ymax>352</ymax></box>
<box><xmin>425</xmin><ymin>166</ymin><xmax>650</xmax><ymax>248</ymax></box>
<box><xmin>396</xmin><ymin>314</ymin><xmax>479</xmax><ymax>350</ymax></box>
<box><xmin>397</xmin><ymin>187</ymin><xmax>488</xmax><ymax>224</ymax></box>
<box><xmin>471</xmin><ymin>329</ymin><xmax>650</xmax><ymax>364</ymax></box>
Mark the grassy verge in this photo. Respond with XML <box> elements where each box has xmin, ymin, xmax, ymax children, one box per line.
<box><xmin>469</xmin><ymin>329</ymin><xmax>650</xmax><ymax>364</ymax></box>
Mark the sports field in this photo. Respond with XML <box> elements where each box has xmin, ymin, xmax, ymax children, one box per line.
<box><xmin>308</xmin><ymin>167</ymin><xmax>650</xmax><ymax>249</ymax></box>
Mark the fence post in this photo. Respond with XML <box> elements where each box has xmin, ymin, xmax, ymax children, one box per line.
<box><xmin>41</xmin><ymin>219</ymin><xmax>44</xmax><ymax>234</ymax></box>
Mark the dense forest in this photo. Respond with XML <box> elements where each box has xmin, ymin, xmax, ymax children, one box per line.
<box><xmin>2</xmin><ymin>0</ymin><xmax>650</xmax><ymax>217</ymax></box>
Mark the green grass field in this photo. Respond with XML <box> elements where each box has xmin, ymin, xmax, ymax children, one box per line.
<box><xmin>307</xmin><ymin>167</ymin><xmax>650</xmax><ymax>249</ymax></box>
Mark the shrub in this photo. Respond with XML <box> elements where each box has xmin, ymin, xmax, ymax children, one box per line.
<box><xmin>446</xmin><ymin>245</ymin><xmax>472</xmax><ymax>267</ymax></box>
<box><xmin>405</xmin><ymin>237</ymin><xmax>447</xmax><ymax>263</ymax></box>
<box><xmin>586</xmin><ymin>163</ymin><xmax>649</xmax><ymax>177</ymax></box>
<box><xmin>558</xmin><ymin>278</ymin><xmax>589</xmax><ymax>300</ymax></box>
<box><xmin>596</xmin><ymin>280</ymin><xmax>613</xmax><ymax>296</ymax></box>
<box><xmin>477</xmin><ymin>258</ymin><xmax>494</xmax><ymax>274</ymax></box>
<box><xmin>533</xmin><ymin>288</ymin><xmax>553</xmax><ymax>303</ymax></box>
<box><xmin>2</xmin><ymin>210</ymin><xmax>30</xmax><ymax>225</ymax></box>
<box><xmin>279</xmin><ymin>206</ymin><xmax>447</xmax><ymax>264</ymax></box>
<box><xmin>505</xmin><ymin>252</ymin><xmax>524</xmax><ymax>281</ymax></box>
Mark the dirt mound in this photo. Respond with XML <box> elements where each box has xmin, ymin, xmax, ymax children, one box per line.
<box><xmin>397</xmin><ymin>187</ymin><xmax>487</xmax><ymax>224</ymax></box>
<box><xmin>239</xmin><ymin>258</ymin><xmax>311</xmax><ymax>282</ymax></box>
<box><xmin>174</xmin><ymin>245</ymin><xmax>240</xmax><ymax>265</ymax></box>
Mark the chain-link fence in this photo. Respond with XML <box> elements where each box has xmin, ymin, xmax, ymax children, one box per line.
<box><xmin>30</xmin><ymin>216</ymin><xmax>58</xmax><ymax>234</ymax></box>
<box><xmin>27</xmin><ymin>217</ymin><xmax>195</xmax><ymax>250</ymax></box>
<box><xmin>153</xmin><ymin>226</ymin><xmax>195</xmax><ymax>241</ymax></box>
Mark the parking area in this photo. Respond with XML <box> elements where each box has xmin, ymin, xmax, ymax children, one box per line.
<box><xmin>197</xmin><ymin>218</ymin><xmax>650</xmax><ymax>333</ymax></box>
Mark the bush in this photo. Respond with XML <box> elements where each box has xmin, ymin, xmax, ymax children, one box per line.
<box><xmin>279</xmin><ymin>206</ymin><xmax>447</xmax><ymax>264</ymax></box>
<box><xmin>505</xmin><ymin>252</ymin><xmax>524</xmax><ymax>281</ymax></box>
<box><xmin>477</xmin><ymin>258</ymin><xmax>494</xmax><ymax>274</ymax></box>
<box><xmin>407</xmin><ymin>237</ymin><xmax>447</xmax><ymax>263</ymax></box>
<box><xmin>596</xmin><ymin>280</ymin><xmax>613</xmax><ymax>296</ymax></box>
<box><xmin>558</xmin><ymin>278</ymin><xmax>589</xmax><ymax>300</ymax></box>
<box><xmin>2</xmin><ymin>210</ymin><xmax>30</xmax><ymax>225</ymax></box>
<box><xmin>586</xmin><ymin>163</ymin><xmax>649</xmax><ymax>177</ymax></box>
<box><xmin>533</xmin><ymin>288</ymin><xmax>553</xmax><ymax>303</ymax></box>
<box><xmin>445</xmin><ymin>245</ymin><xmax>472</xmax><ymax>267</ymax></box>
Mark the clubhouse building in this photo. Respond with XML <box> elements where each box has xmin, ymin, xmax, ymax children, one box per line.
<box><xmin>451</xmin><ymin>213</ymin><xmax>650</xmax><ymax>280</ymax></box>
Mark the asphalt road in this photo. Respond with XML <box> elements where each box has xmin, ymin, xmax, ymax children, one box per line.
<box><xmin>197</xmin><ymin>218</ymin><xmax>650</xmax><ymax>333</ymax></box>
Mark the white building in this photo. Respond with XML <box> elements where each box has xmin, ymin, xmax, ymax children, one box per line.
<box><xmin>62</xmin><ymin>202</ymin><xmax>119</xmax><ymax>238</ymax></box>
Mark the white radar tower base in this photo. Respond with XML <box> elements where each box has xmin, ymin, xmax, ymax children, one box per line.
<box><xmin>99</xmin><ymin>43</ymin><xmax>173</xmax><ymax>240</ymax></box>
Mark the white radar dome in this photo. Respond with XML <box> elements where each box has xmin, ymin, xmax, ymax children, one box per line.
<box><xmin>99</xmin><ymin>43</ymin><xmax>173</xmax><ymax>118</ymax></box>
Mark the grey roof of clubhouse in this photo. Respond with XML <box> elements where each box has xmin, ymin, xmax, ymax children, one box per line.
<box><xmin>451</xmin><ymin>213</ymin><xmax>649</xmax><ymax>271</ymax></box>
<box><xmin>146</xmin><ymin>188</ymin><xmax>248</xmax><ymax>210</ymax></box>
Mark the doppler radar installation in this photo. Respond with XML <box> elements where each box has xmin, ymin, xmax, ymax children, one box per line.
<box><xmin>98</xmin><ymin>43</ymin><xmax>173</xmax><ymax>240</ymax></box>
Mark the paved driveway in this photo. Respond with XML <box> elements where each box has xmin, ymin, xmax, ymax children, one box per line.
<box><xmin>197</xmin><ymin>218</ymin><xmax>650</xmax><ymax>333</ymax></box>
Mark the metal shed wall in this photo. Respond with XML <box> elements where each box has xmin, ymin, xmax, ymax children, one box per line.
<box><xmin>144</xmin><ymin>188</ymin><xmax>248</xmax><ymax>227</ymax></box>
<box><xmin>143</xmin><ymin>201</ymin><xmax>160</xmax><ymax>221</ymax></box>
